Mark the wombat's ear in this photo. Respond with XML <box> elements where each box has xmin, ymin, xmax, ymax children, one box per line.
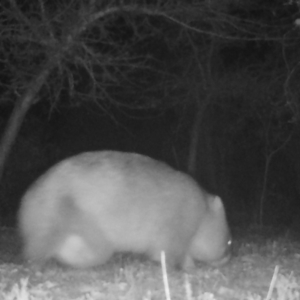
<box><xmin>211</xmin><ymin>196</ymin><xmax>225</xmax><ymax>210</ymax></box>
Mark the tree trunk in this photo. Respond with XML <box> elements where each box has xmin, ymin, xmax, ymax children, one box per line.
<box><xmin>187</xmin><ymin>100</ymin><xmax>203</xmax><ymax>175</ymax></box>
<box><xmin>187</xmin><ymin>94</ymin><xmax>214</xmax><ymax>182</ymax></box>
<box><xmin>0</xmin><ymin>65</ymin><xmax>53</xmax><ymax>183</ymax></box>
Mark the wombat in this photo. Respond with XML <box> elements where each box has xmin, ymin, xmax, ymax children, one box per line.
<box><xmin>18</xmin><ymin>151</ymin><xmax>231</xmax><ymax>270</ymax></box>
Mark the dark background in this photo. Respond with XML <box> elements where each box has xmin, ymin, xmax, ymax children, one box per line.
<box><xmin>1</xmin><ymin>0</ymin><xmax>300</xmax><ymax>230</ymax></box>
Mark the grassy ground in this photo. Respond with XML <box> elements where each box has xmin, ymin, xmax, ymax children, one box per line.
<box><xmin>0</xmin><ymin>226</ymin><xmax>299</xmax><ymax>300</ymax></box>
